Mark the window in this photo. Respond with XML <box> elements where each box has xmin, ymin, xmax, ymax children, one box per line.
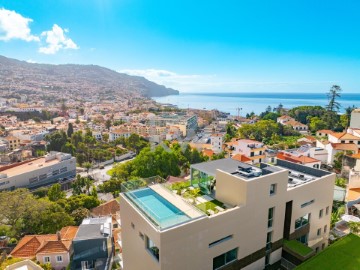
<box><xmin>81</xmin><ymin>261</ymin><xmax>94</xmax><ymax>270</ymax></box>
<box><xmin>297</xmin><ymin>234</ymin><xmax>308</xmax><ymax>244</ymax></box>
<box><xmin>295</xmin><ymin>213</ymin><xmax>310</xmax><ymax>229</ymax></box>
<box><xmin>44</xmin><ymin>257</ymin><xmax>50</xmax><ymax>263</ymax></box>
<box><xmin>341</xmin><ymin>140</ymin><xmax>345</xmax><ymax>143</ymax></box>
<box><xmin>266</xmin><ymin>231</ymin><xmax>272</xmax><ymax>250</ymax></box>
<box><xmin>301</xmin><ymin>199</ymin><xmax>314</xmax><ymax>208</ymax></box>
<box><xmin>270</xmin><ymin>184</ymin><xmax>277</xmax><ymax>196</ymax></box>
<box><xmin>326</xmin><ymin>206</ymin><xmax>329</xmax><ymax>215</ymax></box>
<box><xmin>268</xmin><ymin>207</ymin><xmax>274</xmax><ymax>228</ymax></box>
<box><xmin>56</xmin><ymin>255</ymin><xmax>63</xmax><ymax>262</ymax></box>
<box><xmin>29</xmin><ymin>177</ymin><xmax>38</xmax><ymax>184</ymax></box>
<box><xmin>317</xmin><ymin>228</ymin><xmax>321</xmax><ymax>236</ymax></box>
<box><xmin>265</xmin><ymin>253</ymin><xmax>270</xmax><ymax>266</ymax></box>
<box><xmin>324</xmin><ymin>225</ymin><xmax>327</xmax><ymax>233</ymax></box>
<box><xmin>209</xmin><ymin>235</ymin><xmax>233</xmax><ymax>248</ymax></box>
<box><xmin>315</xmin><ymin>247</ymin><xmax>319</xmax><ymax>253</ymax></box>
<box><xmin>319</xmin><ymin>209</ymin><xmax>323</xmax><ymax>218</ymax></box>
<box><xmin>213</xmin><ymin>248</ymin><xmax>238</xmax><ymax>270</ymax></box>
<box><xmin>349</xmin><ymin>141</ymin><xmax>353</xmax><ymax>143</ymax></box>
<box><xmin>146</xmin><ymin>236</ymin><xmax>159</xmax><ymax>261</ymax></box>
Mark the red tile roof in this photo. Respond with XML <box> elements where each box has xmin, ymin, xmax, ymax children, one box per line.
<box><xmin>91</xmin><ymin>199</ymin><xmax>120</xmax><ymax>217</ymax></box>
<box><xmin>231</xmin><ymin>154</ymin><xmax>252</xmax><ymax>163</ymax></box>
<box><xmin>277</xmin><ymin>152</ymin><xmax>320</xmax><ymax>164</ymax></box>
<box><xmin>10</xmin><ymin>226</ymin><xmax>78</xmax><ymax>258</ymax></box>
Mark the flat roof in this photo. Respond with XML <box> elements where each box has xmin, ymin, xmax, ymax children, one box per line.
<box><xmin>0</xmin><ymin>158</ymin><xmax>60</xmax><ymax>177</ymax></box>
<box><xmin>191</xmin><ymin>158</ymin><xmax>332</xmax><ymax>187</ymax></box>
<box><xmin>191</xmin><ymin>158</ymin><xmax>248</xmax><ymax>177</ymax></box>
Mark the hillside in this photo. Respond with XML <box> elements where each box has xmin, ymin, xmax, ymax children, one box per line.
<box><xmin>0</xmin><ymin>55</ymin><xmax>179</xmax><ymax>98</ymax></box>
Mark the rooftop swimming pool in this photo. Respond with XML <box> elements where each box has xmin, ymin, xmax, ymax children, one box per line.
<box><xmin>125</xmin><ymin>187</ymin><xmax>191</xmax><ymax>229</ymax></box>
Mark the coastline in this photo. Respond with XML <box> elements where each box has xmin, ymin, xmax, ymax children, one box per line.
<box><xmin>152</xmin><ymin>92</ymin><xmax>360</xmax><ymax>115</ymax></box>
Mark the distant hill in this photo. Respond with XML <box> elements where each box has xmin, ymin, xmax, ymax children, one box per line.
<box><xmin>0</xmin><ymin>55</ymin><xmax>179</xmax><ymax>98</ymax></box>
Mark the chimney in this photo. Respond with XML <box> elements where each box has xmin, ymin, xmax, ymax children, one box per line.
<box><xmin>56</xmin><ymin>231</ymin><xmax>61</xmax><ymax>240</ymax></box>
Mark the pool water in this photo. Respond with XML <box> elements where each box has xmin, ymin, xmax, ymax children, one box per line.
<box><xmin>128</xmin><ymin>188</ymin><xmax>191</xmax><ymax>229</ymax></box>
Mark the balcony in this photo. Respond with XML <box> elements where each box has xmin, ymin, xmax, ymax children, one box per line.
<box><xmin>283</xmin><ymin>240</ymin><xmax>315</xmax><ymax>263</ymax></box>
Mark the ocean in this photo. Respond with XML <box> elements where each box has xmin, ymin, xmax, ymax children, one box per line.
<box><xmin>153</xmin><ymin>92</ymin><xmax>360</xmax><ymax>116</ymax></box>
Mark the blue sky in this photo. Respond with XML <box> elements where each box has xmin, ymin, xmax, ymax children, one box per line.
<box><xmin>0</xmin><ymin>0</ymin><xmax>360</xmax><ymax>93</ymax></box>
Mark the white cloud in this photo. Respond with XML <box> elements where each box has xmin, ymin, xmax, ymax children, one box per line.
<box><xmin>119</xmin><ymin>69</ymin><xmax>212</xmax><ymax>90</ymax></box>
<box><xmin>26</xmin><ymin>59</ymin><xmax>37</xmax><ymax>63</ymax></box>
<box><xmin>0</xmin><ymin>8</ymin><xmax>39</xmax><ymax>42</ymax></box>
<box><xmin>39</xmin><ymin>24</ymin><xmax>79</xmax><ymax>54</ymax></box>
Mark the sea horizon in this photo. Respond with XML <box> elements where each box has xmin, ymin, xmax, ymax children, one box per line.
<box><xmin>153</xmin><ymin>92</ymin><xmax>360</xmax><ymax>116</ymax></box>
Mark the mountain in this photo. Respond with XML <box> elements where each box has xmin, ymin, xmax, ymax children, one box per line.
<box><xmin>0</xmin><ymin>55</ymin><xmax>179</xmax><ymax>98</ymax></box>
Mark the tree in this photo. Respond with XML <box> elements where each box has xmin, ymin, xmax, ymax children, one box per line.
<box><xmin>24</xmin><ymin>200</ymin><xmax>74</xmax><ymax>234</ymax></box>
<box><xmin>67</xmin><ymin>123</ymin><xmax>74</xmax><ymax>138</ymax></box>
<box><xmin>47</xmin><ymin>183</ymin><xmax>65</xmax><ymax>202</ymax></box>
<box><xmin>103</xmin><ymin>133</ymin><xmax>109</xmax><ymax>143</ymax></box>
<box><xmin>0</xmin><ymin>189</ymin><xmax>39</xmax><ymax>236</ymax></box>
<box><xmin>83</xmin><ymin>162</ymin><xmax>92</xmax><ymax>173</ymax></box>
<box><xmin>71</xmin><ymin>207</ymin><xmax>90</xmax><ymax>225</ymax></box>
<box><xmin>349</xmin><ymin>222</ymin><xmax>360</xmax><ymax>234</ymax></box>
<box><xmin>61</xmin><ymin>142</ymin><xmax>76</xmax><ymax>155</ymax></box>
<box><xmin>333</xmin><ymin>151</ymin><xmax>350</xmax><ymax>171</ymax></box>
<box><xmin>57</xmin><ymin>194</ymin><xmax>100</xmax><ymax>213</ymax></box>
<box><xmin>309</xmin><ymin>117</ymin><xmax>327</xmax><ymax>133</ymax></box>
<box><xmin>45</xmin><ymin>131</ymin><xmax>68</xmax><ymax>152</ymax></box>
<box><xmin>335</xmin><ymin>177</ymin><xmax>347</xmax><ymax>188</ymax></box>
<box><xmin>105</xmin><ymin>119</ymin><xmax>112</xmax><ymax>130</ymax></box>
<box><xmin>326</xmin><ymin>85</ymin><xmax>342</xmax><ymax>112</ymax></box>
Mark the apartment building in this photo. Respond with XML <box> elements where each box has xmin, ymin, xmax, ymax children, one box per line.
<box><xmin>3</xmin><ymin>136</ymin><xmax>21</xmax><ymax>151</ymax></box>
<box><xmin>232</xmin><ymin>139</ymin><xmax>266</xmax><ymax>164</ymax></box>
<box><xmin>0</xmin><ymin>151</ymin><xmax>76</xmax><ymax>191</ymax></box>
<box><xmin>120</xmin><ymin>159</ymin><xmax>334</xmax><ymax>270</ymax></box>
<box><xmin>211</xmin><ymin>133</ymin><xmax>225</xmax><ymax>153</ymax></box>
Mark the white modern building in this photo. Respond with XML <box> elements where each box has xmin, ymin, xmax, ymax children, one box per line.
<box><xmin>120</xmin><ymin>159</ymin><xmax>335</xmax><ymax>270</ymax></box>
<box><xmin>211</xmin><ymin>133</ymin><xmax>225</xmax><ymax>153</ymax></box>
<box><xmin>0</xmin><ymin>151</ymin><xmax>76</xmax><ymax>191</ymax></box>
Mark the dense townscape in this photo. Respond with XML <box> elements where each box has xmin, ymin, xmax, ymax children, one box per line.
<box><xmin>0</xmin><ymin>59</ymin><xmax>359</xmax><ymax>270</ymax></box>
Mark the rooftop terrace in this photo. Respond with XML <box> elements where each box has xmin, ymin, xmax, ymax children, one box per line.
<box><xmin>191</xmin><ymin>158</ymin><xmax>332</xmax><ymax>187</ymax></box>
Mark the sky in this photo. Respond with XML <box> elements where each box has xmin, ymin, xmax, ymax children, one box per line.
<box><xmin>0</xmin><ymin>0</ymin><xmax>360</xmax><ymax>93</ymax></box>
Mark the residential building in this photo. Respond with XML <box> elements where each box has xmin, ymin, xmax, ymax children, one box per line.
<box><xmin>328</xmin><ymin>132</ymin><xmax>360</xmax><ymax>149</ymax></box>
<box><xmin>315</xmin><ymin>130</ymin><xmax>333</xmax><ymax>137</ymax></box>
<box><xmin>10</xmin><ymin>226</ymin><xmax>78</xmax><ymax>270</ymax></box>
<box><xmin>0</xmin><ymin>151</ymin><xmax>76</xmax><ymax>191</ymax></box>
<box><xmin>210</xmin><ymin>133</ymin><xmax>225</xmax><ymax>153</ymax></box>
<box><xmin>91</xmin><ymin>199</ymin><xmax>121</xmax><ymax>229</ymax></box>
<box><xmin>3</xmin><ymin>136</ymin><xmax>21</xmax><ymax>151</ymax></box>
<box><xmin>232</xmin><ymin>139</ymin><xmax>265</xmax><ymax>164</ymax></box>
<box><xmin>71</xmin><ymin>217</ymin><xmax>114</xmax><ymax>270</ymax></box>
<box><xmin>120</xmin><ymin>158</ymin><xmax>335</xmax><ymax>270</ymax></box>
<box><xmin>350</xmin><ymin>108</ymin><xmax>360</xmax><ymax>129</ymax></box>
<box><xmin>276</xmin><ymin>151</ymin><xmax>321</xmax><ymax>169</ymax></box>
<box><xmin>277</xmin><ymin>116</ymin><xmax>308</xmax><ymax>133</ymax></box>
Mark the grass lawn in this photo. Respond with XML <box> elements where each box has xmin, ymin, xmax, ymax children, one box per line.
<box><xmin>296</xmin><ymin>234</ymin><xmax>360</xmax><ymax>270</ymax></box>
<box><xmin>197</xmin><ymin>199</ymin><xmax>224</xmax><ymax>213</ymax></box>
<box><xmin>284</xmin><ymin>240</ymin><xmax>313</xmax><ymax>257</ymax></box>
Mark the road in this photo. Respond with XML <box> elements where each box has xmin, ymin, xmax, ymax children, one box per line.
<box><xmin>65</xmin><ymin>158</ymin><xmax>134</xmax><ymax>197</ymax></box>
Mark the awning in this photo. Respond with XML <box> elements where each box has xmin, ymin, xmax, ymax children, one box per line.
<box><xmin>353</xmin><ymin>204</ymin><xmax>360</xmax><ymax>211</ymax></box>
<box><xmin>341</xmin><ymin>214</ymin><xmax>360</xmax><ymax>223</ymax></box>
